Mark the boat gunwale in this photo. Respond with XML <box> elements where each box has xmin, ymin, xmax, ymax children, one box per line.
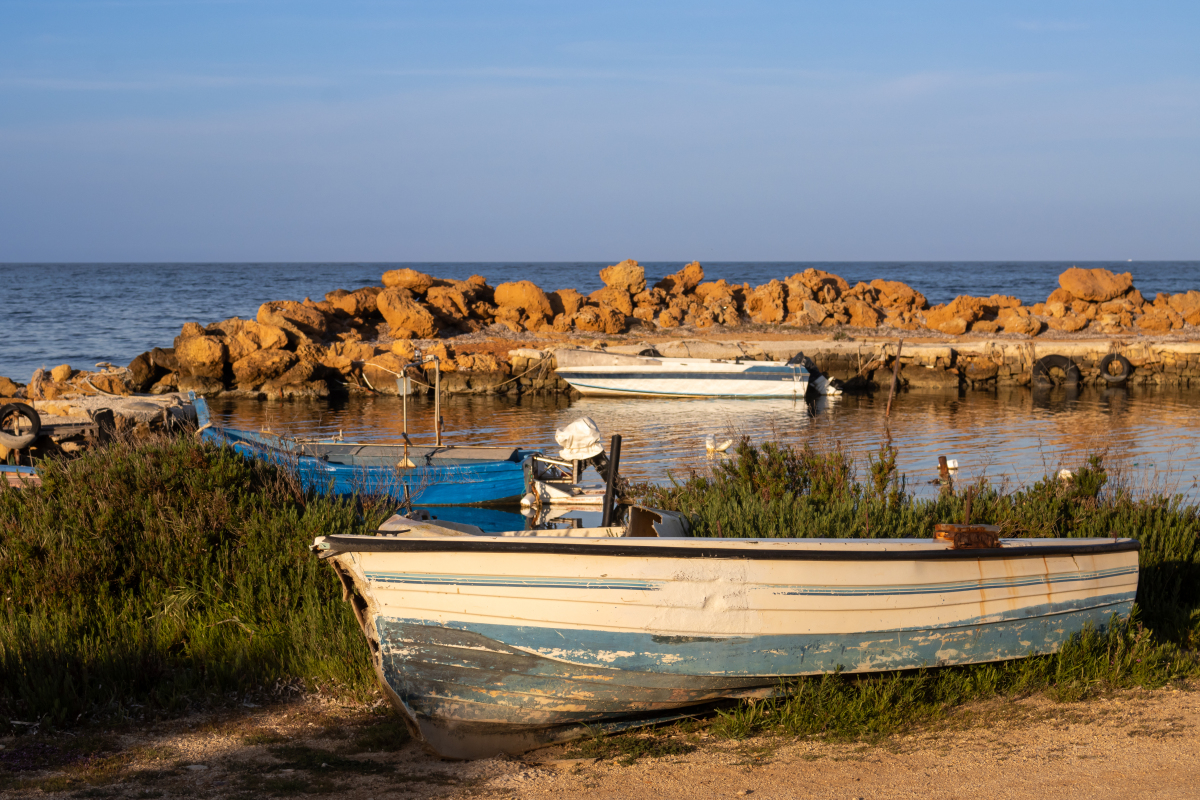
<box><xmin>318</xmin><ymin>535</ymin><xmax>1140</xmax><ymax>561</ymax></box>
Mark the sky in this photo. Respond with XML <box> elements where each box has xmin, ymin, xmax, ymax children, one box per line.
<box><xmin>1</xmin><ymin>1</ymin><xmax>1198</xmax><ymax>262</ymax></box>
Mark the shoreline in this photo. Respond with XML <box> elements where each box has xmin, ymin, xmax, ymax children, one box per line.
<box><xmin>5</xmin><ymin>262</ymin><xmax>1200</xmax><ymax>454</ymax></box>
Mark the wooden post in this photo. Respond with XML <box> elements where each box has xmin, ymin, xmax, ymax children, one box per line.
<box><xmin>885</xmin><ymin>340</ymin><xmax>904</xmax><ymax>418</ymax></box>
<box><xmin>601</xmin><ymin>435</ymin><xmax>623</xmax><ymax>527</ymax></box>
<box><xmin>938</xmin><ymin>455</ymin><xmax>954</xmax><ymax>494</ymax></box>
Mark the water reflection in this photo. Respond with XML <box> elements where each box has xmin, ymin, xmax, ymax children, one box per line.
<box><xmin>211</xmin><ymin>384</ymin><xmax>1200</xmax><ymax>501</ymax></box>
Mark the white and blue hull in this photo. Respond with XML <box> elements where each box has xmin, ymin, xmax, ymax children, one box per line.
<box><xmin>316</xmin><ymin>533</ymin><xmax>1139</xmax><ymax>758</ymax></box>
<box><xmin>553</xmin><ymin>351</ymin><xmax>810</xmax><ymax>398</ymax></box>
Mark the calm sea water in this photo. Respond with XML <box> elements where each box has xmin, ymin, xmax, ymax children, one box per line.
<box><xmin>4</xmin><ymin>261</ymin><xmax>1200</xmax><ymax>380</ymax></box>
<box><xmin>210</xmin><ymin>382</ymin><xmax>1200</xmax><ymax>503</ymax></box>
<box><xmin>5</xmin><ymin>261</ymin><xmax>1200</xmax><ymax>503</ymax></box>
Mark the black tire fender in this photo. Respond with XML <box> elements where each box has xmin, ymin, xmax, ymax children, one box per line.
<box><xmin>1098</xmin><ymin>353</ymin><xmax>1133</xmax><ymax>384</ymax></box>
<box><xmin>1032</xmin><ymin>355</ymin><xmax>1082</xmax><ymax>385</ymax></box>
<box><xmin>0</xmin><ymin>402</ymin><xmax>42</xmax><ymax>450</ymax></box>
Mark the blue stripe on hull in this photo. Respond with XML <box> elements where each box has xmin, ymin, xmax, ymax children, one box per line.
<box><xmin>375</xmin><ymin>594</ymin><xmax>1133</xmax><ymax>748</ymax></box>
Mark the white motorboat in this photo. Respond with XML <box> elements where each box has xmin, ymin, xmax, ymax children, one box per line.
<box><xmin>553</xmin><ymin>349</ymin><xmax>813</xmax><ymax>398</ymax></box>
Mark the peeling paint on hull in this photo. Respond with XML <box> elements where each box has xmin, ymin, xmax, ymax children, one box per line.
<box><xmin>375</xmin><ymin>596</ymin><xmax>1132</xmax><ymax>757</ymax></box>
<box><xmin>318</xmin><ymin>535</ymin><xmax>1140</xmax><ymax>758</ymax></box>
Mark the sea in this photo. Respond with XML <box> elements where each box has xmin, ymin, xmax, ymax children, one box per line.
<box><xmin>4</xmin><ymin>261</ymin><xmax>1200</xmax><ymax>500</ymax></box>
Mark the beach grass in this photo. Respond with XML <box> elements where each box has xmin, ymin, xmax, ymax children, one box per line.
<box><xmin>1</xmin><ymin>433</ymin><xmax>1197</xmax><ymax>745</ymax></box>
<box><xmin>633</xmin><ymin>439</ymin><xmax>1200</xmax><ymax>645</ymax></box>
<box><xmin>0</xmin><ymin>432</ymin><xmax>390</xmax><ymax>731</ymax></box>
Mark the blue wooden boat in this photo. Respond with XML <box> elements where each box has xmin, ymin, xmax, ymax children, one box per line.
<box><xmin>1</xmin><ymin>464</ymin><xmax>41</xmax><ymax>489</ymax></box>
<box><xmin>193</xmin><ymin>398</ymin><xmax>538</xmax><ymax>506</ymax></box>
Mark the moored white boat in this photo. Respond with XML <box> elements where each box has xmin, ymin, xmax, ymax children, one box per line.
<box><xmin>553</xmin><ymin>349</ymin><xmax>811</xmax><ymax>398</ymax></box>
<box><xmin>313</xmin><ymin>512</ymin><xmax>1139</xmax><ymax>759</ymax></box>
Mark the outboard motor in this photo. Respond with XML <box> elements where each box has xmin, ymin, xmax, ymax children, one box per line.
<box><xmin>787</xmin><ymin>351</ymin><xmax>844</xmax><ymax>396</ymax></box>
<box><xmin>555</xmin><ymin>416</ymin><xmax>612</xmax><ymax>480</ymax></box>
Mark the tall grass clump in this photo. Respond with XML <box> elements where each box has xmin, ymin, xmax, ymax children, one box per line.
<box><xmin>0</xmin><ymin>433</ymin><xmax>390</xmax><ymax>731</ymax></box>
<box><xmin>636</xmin><ymin>439</ymin><xmax>1200</xmax><ymax>644</ymax></box>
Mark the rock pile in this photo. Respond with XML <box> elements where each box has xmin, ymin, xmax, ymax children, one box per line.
<box><xmin>7</xmin><ymin>263</ymin><xmax>1200</xmax><ymax>402</ymax></box>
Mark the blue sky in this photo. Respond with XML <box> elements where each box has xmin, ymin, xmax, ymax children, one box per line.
<box><xmin>1</xmin><ymin>1</ymin><xmax>1198</xmax><ymax>261</ymax></box>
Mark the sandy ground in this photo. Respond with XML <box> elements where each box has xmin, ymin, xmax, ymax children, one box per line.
<box><xmin>2</xmin><ymin>686</ymin><xmax>1197</xmax><ymax>799</ymax></box>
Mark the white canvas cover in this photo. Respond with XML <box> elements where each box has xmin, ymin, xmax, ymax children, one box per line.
<box><xmin>556</xmin><ymin>417</ymin><xmax>603</xmax><ymax>460</ymax></box>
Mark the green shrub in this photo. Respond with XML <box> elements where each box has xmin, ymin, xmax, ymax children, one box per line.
<box><xmin>0</xmin><ymin>434</ymin><xmax>389</xmax><ymax>730</ymax></box>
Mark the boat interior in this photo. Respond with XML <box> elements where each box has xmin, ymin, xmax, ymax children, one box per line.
<box><xmin>368</xmin><ymin>505</ymin><xmax>692</xmax><ymax>540</ymax></box>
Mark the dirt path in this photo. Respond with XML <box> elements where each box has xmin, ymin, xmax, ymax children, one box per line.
<box><xmin>2</xmin><ymin>687</ymin><xmax>1196</xmax><ymax>799</ymax></box>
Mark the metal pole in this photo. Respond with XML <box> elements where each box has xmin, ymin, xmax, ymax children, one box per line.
<box><xmin>601</xmin><ymin>434</ymin><xmax>622</xmax><ymax>527</ymax></box>
<box><xmin>402</xmin><ymin>372</ymin><xmax>409</xmax><ymax>463</ymax></box>
<box><xmin>434</xmin><ymin>358</ymin><xmax>442</xmax><ymax>446</ymax></box>
<box><xmin>885</xmin><ymin>339</ymin><xmax>904</xmax><ymax>418</ymax></box>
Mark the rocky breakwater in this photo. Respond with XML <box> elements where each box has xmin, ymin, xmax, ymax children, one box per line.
<box><xmin>6</xmin><ymin>263</ymin><xmax>1200</xmax><ymax>406</ymax></box>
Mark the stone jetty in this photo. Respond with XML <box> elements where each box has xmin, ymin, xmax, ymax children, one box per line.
<box><xmin>6</xmin><ymin>262</ymin><xmax>1200</xmax><ymax>408</ymax></box>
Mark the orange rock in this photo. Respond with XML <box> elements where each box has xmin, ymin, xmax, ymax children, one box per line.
<box><xmin>331</xmin><ymin>287</ymin><xmax>381</xmax><ymax>317</ymax></box>
<box><xmin>657</xmin><ymin>307</ymin><xmax>684</xmax><ymax>328</ymax></box>
<box><xmin>257</xmin><ymin>300</ymin><xmax>330</xmax><ymax>340</ymax></box>
<box><xmin>493</xmin><ymin>305</ymin><xmax>524</xmax><ymax>333</ymax></box>
<box><xmin>179</xmin><ymin>321</ymin><xmax>205</xmax><ymax>339</ymax></box>
<box><xmin>745</xmin><ymin>280</ymin><xmax>787</xmax><ymax>324</ymax></box>
<box><xmin>494</xmin><ymin>280</ymin><xmax>553</xmax><ymax>317</ymax></box>
<box><xmin>572</xmin><ymin>306</ymin><xmax>626</xmax><ymax>334</ymax></box>
<box><xmin>470</xmin><ymin>301</ymin><xmax>497</xmax><ymax>321</ymax></box>
<box><xmin>1167</xmin><ymin>290</ymin><xmax>1200</xmax><ymax>318</ymax></box>
<box><xmin>425</xmin><ymin>285</ymin><xmax>471</xmax><ymax>320</ymax></box>
<box><xmin>89</xmin><ymin>373</ymin><xmax>132</xmax><ymax>395</ymax></box>
<box><xmin>1048</xmin><ymin>314</ymin><xmax>1088</xmax><ymax>333</ymax></box>
<box><xmin>377</xmin><ymin>288</ymin><xmax>439</xmax><ymax>339</ymax></box>
<box><xmin>1058</xmin><ymin>267</ymin><xmax>1133</xmax><ymax>302</ymax></box>
<box><xmin>1136</xmin><ymin>310</ymin><xmax>1176</xmax><ymax>333</ymax></box>
<box><xmin>549</xmin><ymin>289</ymin><xmax>586</xmax><ymax>316</ymax></box>
<box><xmin>925</xmin><ymin>312</ymin><xmax>968</xmax><ymax>335</ymax></box>
<box><xmin>654</xmin><ymin>261</ymin><xmax>703</xmax><ymax>294</ymax></box>
<box><xmin>844</xmin><ymin>298</ymin><xmax>883</xmax><ymax>328</ymax></box>
<box><xmin>870</xmin><ymin>279</ymin><xmax>927</xmax><ymax>309</ymax></box>
<box><xmin>694</xmin><ymin>280</ymin><xmax>737</xmax><ymax>304</ymax></box>
<box><xmin>791</xmin><ymin>269</ymin><xmax>849</xmax><ymax>297</ymax></box>
<box><xmin>233</xmin><ymin>350</ymin><xmax>297</xmax><ymax>387</ymax></box>
<box><xmin>1046</xmin><ymin>288</ymin><xmax>1075</xmax><ymax>305</ymax></box>
<box><xmin>1002</xmin><ymin>316</ymin><xmax>1042</xmax><ymax>336</ymax></box>
<box><xmin>599</xmin><ymin>259</ymin><xmax>646</xmax><ymax>294</ymax></box>
<box><xmin>633</xmin><ymin>287</ymin><xmax>667</xmax><ymax>308</ymax></box>
<box><xmin>589</xmin><ymin>287</ymin><xmax>634</xmax><ymax>316</ymax></box>
<box><xmin>176</xmin><ymin>335</ymin><xmax>228</xmax><ymax>379</ymax></box>
<box><xmin>382</xmin><ymin>268</ymin><xmax>434</xmax><ymax>294</ymax></box>
<box><xmin>971</xmin><ymin>320</ymin><xmax>1001</xmax><ymax>334</ymax></box>
<box><xmin>362</xmin><ymin>352</ymin><xmax>409</xmax><ymax>388</ymax></box>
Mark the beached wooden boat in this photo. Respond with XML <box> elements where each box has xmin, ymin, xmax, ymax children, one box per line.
<box><xmin>313</xmin><ymin>513</ymin><xmax>1140</xmax><ymax>758</ymax></box>
<box><xmin>192</xmin><ymin>398</ymin><xmax>538</xmax><ymax>506</ymax></box>
<box><xmin>553</xmin><ymin>349</ymin><xmax>811</xmax><ymax>398</ymax></box>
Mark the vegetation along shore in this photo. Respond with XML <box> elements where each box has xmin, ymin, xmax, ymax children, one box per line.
<box><xmin>0</xmin><ymin>431</ymin><xmax>1197</xmax><ymax>794</ymax></box>
<box><xmin>7</xmin><ymin>262</ymin><xmax>1200</xmax><ymax>414</ymax></box>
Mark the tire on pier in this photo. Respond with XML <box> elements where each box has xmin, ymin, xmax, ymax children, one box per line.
<box><xmin>1032</xmin><ymin>355</ymin><xmax>1082</xmax><ymax>386</ymax></box>
<box><xmin>1098</xmin><ymin>353</ymin><xmax>1133</xmax><ymax>385</ymax></box>
<box><xmin>0</xmin><ymin>402</ymin><xmax>42</xmax><ymax>450</ymax></box>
